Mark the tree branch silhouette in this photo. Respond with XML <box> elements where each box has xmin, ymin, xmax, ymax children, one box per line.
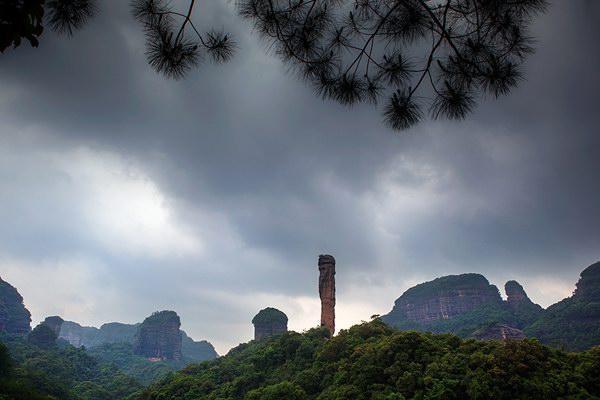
<box><xmin>1</xmin><ymin>0</ymin><xmax>548</xmax><ymax>131</ymax></box>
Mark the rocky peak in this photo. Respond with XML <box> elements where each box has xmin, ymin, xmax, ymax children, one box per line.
<box><xmin>383</xmin><ymin>273</ymin><xmax>502</xmax><ymax>326</ymax></box>
<box><xmin>318</xmin><ymin>254</ymin><xmax>336</xmax><ymax>336</ymax></box>
<box><xmin>0</xmin><ymin>276</ymin><xmax>31</xmax><ymax>335</ymax></box>
<box><xmin>574</xmin><ymin>261</ymin><xmax>600</xmax><ymax>300</ymax></box>
<box><xmin>505</xmin><ymin>280</ymin><xmax>531</xmax><ymax>309</ymax></box>
<box><xmin>133</xmin><ymin>310</ymin><xmax>182</xmax><ymax>361</ymax></box>
<box><xmin>43</xmin><ymin>316</ymin><xmax>64</xmax><ymax>336</ymax></box>
<box><xmin>252</xmin><ymin>307</ymin><xmax>288</xmax><ymax>340</ymax></box>
<box><xmin>504</xmin><ymin>280</ymin><xmax>543</xmax><ymax>327</ymax></box>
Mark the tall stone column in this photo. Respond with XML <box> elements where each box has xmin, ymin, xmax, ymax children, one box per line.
<box><xmin>318</xmin><ymin>254</ymin><xmax>336</xmax><ymax>336</ymax></box>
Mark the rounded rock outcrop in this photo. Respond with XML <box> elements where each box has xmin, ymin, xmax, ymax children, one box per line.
<box><xmin>252</xmin><ymin>308</ymin><xmax>288</xmax><ymax>340</ymax></box>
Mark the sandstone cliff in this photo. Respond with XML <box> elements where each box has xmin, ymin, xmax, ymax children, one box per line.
<box><xmin>381</xmin><ymin>273</ymin><xmax>529</xmax><ymax>339</ymax></box>
<box><xmin>133</xmin><ymin>310</ymin><xmax>182</xmax><ymax>361</ymax></box>
<box><xmin>252</xmin><ymin>307</ymin><xmax>288</xmax><ymax>340</ymax></box>
<box><xmin>382</xmin><ymin>262</ymin><xmax>600</xmax><ymax>350</ymax></box>
<box><xmin>0</xmin><ymin>276</ymin><xmax>31</xmax><ymax>335</ymax></box>
<box><xmin>318</xmin><ymin>254</ymin><xmax>336</xmax><ymax>336</ymax></box>
<box><xmin>383</xmin><ymin>273</ymin><xmax>503</xmax><ymax>326</ymax></box>
<box><xmin>59</xmin><ymin>317</ymin><xmax>217</xmax><ymax>361</ymax></box>
<box><xmin>504</xmin><ymin>280</ymin><xmax>543</xmax><ymax>327</ymax></box>
<box><xmin>59</xmin><ymin>321</ymin><xmax>139</xmax><ymax>348</ymax></box>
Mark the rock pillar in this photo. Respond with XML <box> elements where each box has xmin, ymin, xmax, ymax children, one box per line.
<box><xmin>318</xmin><ymin>254</ymin><xmax>336</xmax><ymax>336</ymax></box>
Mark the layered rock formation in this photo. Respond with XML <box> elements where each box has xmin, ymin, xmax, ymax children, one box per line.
<box><xmin>505</xmin><ymin>280</ymin><xmax>528</xmax><ymax>308</ymax></box>
<box><xmin>383</xmin><ymin>273</ymin><xmax>503</xmax><ymax>326</ymax></box>
<box><xmin>573</xmin><ymin>261</ymin><xmax>600</xmax><ymax>300</ymax></box>
<box><xmin>252</xmin><ymin>308</ymin><xmax>288</xmax><ymax>340</ymax></box>
<box><xmin>505</xmin><ymin>280</ymin><xmax>543</xmax><ymax>327</ymax></box>
<box><xmin>472</xmin><ymin>323</ymin><xmax>526</xmax><ymax>341</ymax></box>
<box><xmin>59</xmin><ymin>317</ymin><xmax>217</xmax><ymax>361</ymax></box>
<box><xmin>382</xmin><ymin>262</ymin><xmax>600</xmax><ymax>350</ymax></box>
<box><xmin>318</xmin><ymin>254</ymin><xmax>336</xmax><ymax>336</ymax></box>
<box><xmin>59</xmin><ymin>321</ymin><xmax>139</xmax><ymax>348</ymax></box>
<box><xmin>0</xmin><ymin>276</ymin><xmax>31</xmax><ymax>335</ymax></box>
<box><xmin>133</xmin><ymin>311</ymin><xmax>182</xmax><ymax>361</ymax></box>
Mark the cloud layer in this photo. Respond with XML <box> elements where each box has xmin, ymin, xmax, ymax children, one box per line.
<box><xmin>0</xmin><ymin>0</ymin><xmax>598</xmax><ymax>352</ymax></box>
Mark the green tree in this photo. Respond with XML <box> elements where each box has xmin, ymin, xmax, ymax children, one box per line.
<box><xmin>246</xmin><ymin>381</ymin><xmax>307</xmax><ymax>400</ymax></box>
<box><xmin>27</xmin><ymin>324</ymin><xmax>57</xmax><ymax>349</ymax></box>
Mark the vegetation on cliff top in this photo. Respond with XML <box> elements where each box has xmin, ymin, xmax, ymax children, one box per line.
<box><xmin>398</xmin><ymin>274</ymin><xmax>499</xmax><ymax>300</ymax></box>
<box><xmin>138</xmin><ymin>320</ymin><xmax>600</xmax><ymax>400</ymax></box>
<box><xmin>252</xmin><ymin>308</ymin><xmax>289</xmax><ymax>325</ymax></box>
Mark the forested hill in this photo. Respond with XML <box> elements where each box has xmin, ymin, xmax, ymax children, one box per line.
<box><xmin>381</xmin><ymin>261</ymin><xmax>600</xmax><ymax>350</ymax></box>
<box><xmin>138</xmin><ymin>320</ymin><xmax>600</xmax><ymax>400</ymax></box>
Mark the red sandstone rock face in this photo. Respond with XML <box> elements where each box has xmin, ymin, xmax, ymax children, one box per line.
<box><xmin>400</xmin><ymin>288</ymin><xmax>500</xmax><ymax>323</ymax></box>
<box><xmin>318</xmin><ymin>255</ymin><xmax>336</xmax><ymax>336</ymax></box>
<box><xmin>505</xmin><ymin>280</ymin><xmax>528</xmax><ymax>310</ymax></box>
<box><xmin>384</xmin><ymin>274</ymin><xmax>502</xmax><ymax>326</ymax></box>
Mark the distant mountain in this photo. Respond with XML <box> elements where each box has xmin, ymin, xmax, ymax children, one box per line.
<box><xmin>60</xmin><ymin>320</ymin><xmax>139</xmax><ymax>348</ymax></box>
<box><xmin>381</xmin><ymin>273</ymin><xmax>522</xmax><ymax>338</ymax></box>
<box><xmin>382</xmin><ymin>262</ymin><xmax>600</xmax><ymax>350</ymax></box>
<box><xmin>181</xmin><ymin>331</ymin><xmax>218</xmax><ymax>361</ymax></box>
<box><xmin>0</xmin><ymin>276</ymin><xmax>31</xmax><ymax>336</ymax></box>
<box><xmin>134</xmin><ymin>311</ymin><xmax>182</xmax><ymax>361</ymax></box>
<box><xmin>0</xmin><ymin>332</ymin><xmax>143</xmax><ymax>399</ymax></box>
<box><xmin>525</xmin><ymin>262</ymin><xmax>600</xmax><ymax>350</ymax></box>
<box><xmin>59</xmin><ymin>315</ymin><xmax>217</xmax><ymax>362</ymax></box>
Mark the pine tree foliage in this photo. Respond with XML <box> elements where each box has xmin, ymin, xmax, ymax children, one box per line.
<box><xmin>131</xmin><ymin>0</ymin><xmax>236</xmax><ymax>79</ymax></box>
<box><xmin>46</xmin><ymin>0</ymin><xmax>97</xmax><ymax>36</ymax></box>
<box><xmin>1</xmin><ymin>0</ymin><xmax>548</xmax><ymax>130</ymax></box>
<box><xmin>238</xmin><ymin>0</ymin><xmax>548</xmax><ymax>129</ymax></box>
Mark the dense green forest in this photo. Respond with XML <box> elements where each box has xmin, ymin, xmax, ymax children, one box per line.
<box><xmin>138</xmin><ymin>320</ymin><xmax>600</xmax><ymax>400</ymax></box>
<box><xmin>525</xmin><ymin>262</ymin><xmax>600</xmax><ymax>350</ymax></box>
<box><xmin>388</xmin><ymin>302</ymin><xmax>518</xmax><ymax>338</ymax></box>
<box><xmin>0</xmin><ymin>334</ymin><xmax>143</xmax><ymax>400</ymax></box>
<box><xmin>88</xmin><ymin>342</ymin><xmax>187</xmax><ymax>386</ymax></box>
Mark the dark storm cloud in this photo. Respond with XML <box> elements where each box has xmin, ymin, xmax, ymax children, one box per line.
<box><xmin>0</xmin><ymin>0</ymin><xmax>598</xmax><ymax>350</ymax></box>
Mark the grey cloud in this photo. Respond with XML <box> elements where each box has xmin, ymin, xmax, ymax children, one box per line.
<box><xmin>0</xmin><ymin>0</ymin><xmax>598</xmax><ymax>350</ymax></box>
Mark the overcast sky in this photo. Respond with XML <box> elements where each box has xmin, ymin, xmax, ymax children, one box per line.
<box><xmin>0</xmin><ymin>0</ymin><xmax>598</xmax><ymax>353</ymax></box>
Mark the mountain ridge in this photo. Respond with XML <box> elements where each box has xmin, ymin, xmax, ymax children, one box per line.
<box><xmin>382</xmin><ymin>261</ymin><xmax>600</xmax><ymax>350</ymax></box>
